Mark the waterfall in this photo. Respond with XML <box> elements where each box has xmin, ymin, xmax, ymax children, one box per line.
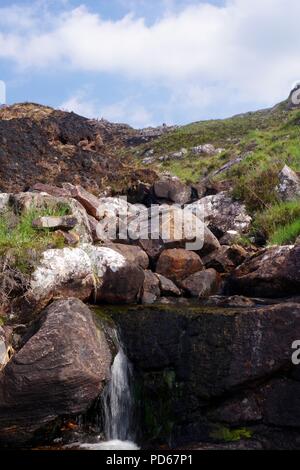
<box><xmin>102</xmin><ymin>343</ymin><xmax>135</xmax><ymax>442</ymax></box>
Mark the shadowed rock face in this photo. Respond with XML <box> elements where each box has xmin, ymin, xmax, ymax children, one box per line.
<box><xmin>111</xmin><ymin>302</ymin><xmax>300</xmax><ymax>446</ymax></box>
<box><xmin>0</xmin><ymin>298</ymin><xmax>112</xmax><ymax>445</ymax></box>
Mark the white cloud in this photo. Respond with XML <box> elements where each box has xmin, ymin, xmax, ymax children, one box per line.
<box><xmin>1</xmin><ymin>0</ymin><xmax>300</xmax><ymax>121</ymax></box>
<box><xmin>61</xmin><ymin>90</ymin><xmax>154</xmax><ymax>128</ymax></box>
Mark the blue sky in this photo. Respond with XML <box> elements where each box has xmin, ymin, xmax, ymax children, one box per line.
<box><xmin>0</xmin><ymin>0</ymin><xmax>299</xmax><ymax>127</ymax></box>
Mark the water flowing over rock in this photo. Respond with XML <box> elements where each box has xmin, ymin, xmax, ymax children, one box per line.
<box><xmin>0</xmin><ymin>298</ymin><xmax>112</xmax><ymax>445</ymax></box>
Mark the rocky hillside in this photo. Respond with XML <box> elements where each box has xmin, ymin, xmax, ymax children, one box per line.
<box><xmin>0</xmin><ymin>94</ymin><xmax>299</xmax><ymax>449</ymax></box>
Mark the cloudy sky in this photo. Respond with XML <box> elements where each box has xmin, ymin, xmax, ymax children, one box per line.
<box><xmin>0</xmin><ymin>0</ymin><xmax>299</xmax><ymax>127</ymax></box>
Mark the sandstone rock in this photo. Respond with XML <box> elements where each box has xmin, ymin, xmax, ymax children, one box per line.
<box><xmin>186</xmin><ymin>192</ymin><xmax>252</xmax><ymax>238</ymax></box>
<box><xmin>276</xmin><ymin>165</ymin><xmax>300</xmax><ymax>201</ymax></box>
<box><xmin>62</xmin><ymin>183</ymin><xmax>101</xmax><ymax>219</ymax></box>
<box><xmin>227</xmin><ymin>245</ymin><xmax>300</xmax><ymax>297</ymax></box>
<box><xmin>181</xmin><ymin>268</ymin><xmax>220</xmax><ymax>298</ymax></box>
<box><xmin>97</xmin><ymin>263</ymin><xmax>145</xmax><ymax>304</ymax></box>
<box><xmin>0</xmin><ymin>298</ymin><xmax>112</xmax><ymax>444</ymax></box>
<box><xmin>156</xmin><ymin>248</ymin><xmax>203</xmax><ymax>284</ymax></box>
<box><xmin>32</xmin><ymin>215</ymin><xmax>78</xmax><ymax>231</ymax></box>
<box><xmin>142</xmin><ymin>270</ymin><xmax>160</xmax><ymax>304</ymax></box>
<box><xmin>155</xmin><ymin>273</ymin><xmax>181</xmax><ymax>296</ymax></box>
<box><xmin>87</xmin><ymin>214</ymin><xmax>100</xmax><ymax>242</ymax></box>
<box><xmin>153</xmin><ymin>176</ymin><xmax>192</xmax><ymax>205</ymax></box>
<box><xmin>138</xmin><ymin>239</ymin><xmax>165</xmax><ymax>262</ymax></box>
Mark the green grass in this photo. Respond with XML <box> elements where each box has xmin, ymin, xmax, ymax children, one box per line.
<box><xmin>254</xmin><ymin>201</ymin><xmax>300</xmax><ymax>237</ymax></box>
<box><xmin>269</xmin><ymin>218</ymin><xmax>300</xmax><ymax>245</ymax></box>
<box><xmin>0</xmin><ymin>205</ymin><xmax>69</xmax><ymax>272</ymax></box>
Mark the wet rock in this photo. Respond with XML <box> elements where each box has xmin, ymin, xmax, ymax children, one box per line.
<box><xmin>227</xmin><ymin>245</ymin><xmax>300</xmax><ymax>298</ymax></box>
<box><xmin>276</xmin><ymin>165</ymin><xmax>300</xmax><ymax>201</ymax></box>
<box><xmin>181</xmin><ymin>268</ymin><xmax>220</xmax><ymax>298</ymax></box>
<box><xmin>155</xmin><ymin>273</ymin><xmax>181</xmax><ymax>297</ymax></box>
<box><xmin>187</xmin><ymin>192</ymin><xmax>252</xmax><ymax>238</ymax></box>
<box><xmin>153</xmin><ymin>176</ymin><xmax>192</xmax><ymax>205</ymax></box>
<box><xmin>156</xmin><ymin>248</ymin><xmax>203</xmax><ymax>284</ymax></box>
<box><xmin>32</xmin><ymin>215</ymin><xmax>78</xmax><ymax>231</ymax></box>
<box><xmin>0</xmin><ymin>298</ymin><xmax>112</xmax><ymax>444</ymax></box>
<box><xmin>142</xmin><ymin>270</ymin><xmax>161</xmax><ymax>304</ymax></box>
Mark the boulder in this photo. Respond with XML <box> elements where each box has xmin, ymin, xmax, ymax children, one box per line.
<box><xmin>181</xmin><ymin>268</ymin><xmax>220</xmax><ymax>298</ymax></box>
<box><xmin>31</xmin><ymin>183</ymin><xmax>71</xmax><ymax>198</ymax></box>
<box><xmin>186</xmin><ymin>192</ymin><xmax>252</xmax><ymax>238</ymax></box>
<box><xmin>138</xmin><ymin>239</ymin><xmax>165</xmax><ymax>263</ymax></box>
<box><xmin>155</xmin><ymin>273</ymin><xmax>181</xmax><ymax>297</ymax></box>
<box><xmin>191</xmin><ymin>144</ymin><xmax>217</xmax><ymax>156</ymax></box>
<box><xmin>142</xmin><ymin>270</ymin><xmax>161</xmax><ymax>304</ymax></box>
<box><xmin>156</xmin><ymin>248</ymin><xmax>203</xmax><ymax>284</ymax></box>
<box><xmin>153</xmin><ymin>176</ymin><xmax>192</xmax><ymax>205</ymax></box>
<box><xmin>54</xmin><ymin>230</ymin><xmax>80</xmax><ymax>246</ymax></box>
<box><xmin>276</xmin><ymin>165</ymin><xmax>300</xmax><ymax>201</ymax></box>
<box><xmin>0</xmin><ymin>298</ymin><xmax>112</xmax><ymax>444</ymax></box>
<box><xmin>32</xmin><ymin>215</ymin><xmax>78</xmax><ymax>231</ymax></box>
<box><xmin>201</xmin><ymin>295</ymin><xmax>256</xmax><ymax>308</ymax></box>
<box><xmin>0</xmin><ymin>327</ymin><xmax>13</xmax><ymax>371</ymax></box>
<box><xmin>227</xmin><ymin>245</ymin><xmax>300</xmax><ymax>298</ymax></box>
<box><xmin>105</xmin><ymin>243</ymin><xmax>149</xmax><ymax>270</ymax></box>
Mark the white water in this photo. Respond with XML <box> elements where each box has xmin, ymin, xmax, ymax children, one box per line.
<box><xmin>102</xmin><ymin>348</ymin><xmax>135</xmax><ymax>442</ymax></box>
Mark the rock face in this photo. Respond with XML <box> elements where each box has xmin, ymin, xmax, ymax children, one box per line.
<box><xmin>153</xmin><ymin>176</ymin><xmax>192</xmax><ymax>205</ymax></box>
<box><xmin>0</xmin><ymin>298</ymin><xmax>112</xmax><ymax>444</ymax></box>
<box><xmin>113</xmin><ymin>302</ymin><xmax>300</xmax><ymax>447</ymax></box>
<box><xmin>276</xmin><ymin>165</ymin><xmax>300</xmax><ymax>201</ymax></box>
<box><xmin>156</xmin><ymin>248</ymin><xmax>203</xmax><ymax>284</ymax></box>
<box><xmin>227</xmin><ymin>245</ymin><xmax>300</xmax><ymax>298</ymax></box>
<box><xmin>181</xmin><ymin>268</ymin><xmax>220</xmax><ymax>298</ymax></box>
<box><xmin>187</xmin><ymin>192</ymin><xmax>252</xmax><ymax>238</ymax></box>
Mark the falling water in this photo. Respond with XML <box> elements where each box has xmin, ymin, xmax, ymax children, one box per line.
<box><xmin>102</xmin><ymin>346</ymin><xmax>134</xmax><ymax>442</ymax></box>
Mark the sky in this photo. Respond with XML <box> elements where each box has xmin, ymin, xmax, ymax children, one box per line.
<box><xmin>0</xmin><ymin>0</ymin><xmax>299</xmax><ymax>128</ymax></box>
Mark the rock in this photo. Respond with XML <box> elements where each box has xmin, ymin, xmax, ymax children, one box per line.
<box><xmin>227</xmin><ymin>245</ymin><xmax>300</xmax><ymax>298</ymax></box>
<box><xmin>31</xmin><ymin>183</ymin><xmax>71</xmax><ymax>198</ymax></box>
<box><xmin>186</xmin><ymin>192</ymin><xmax>252</xmax><ymax>238</ymax></box>
<box><xmin>276</xmin><ymin>165</ymin><xmax>300</xmax><ymax>201</ymax></box>
<box><xmin>263</xmin><ymin>379</ymin><xmax>300</xmax><ymax>427</ymax></box>
<box><xmin>142</xmin><ymin>270</ymin><xmax>161</xmax><ymax>304</ymax></box>
<box><xmin>104</xmin><ymin>243</ymin><xmax>149</xmax><ymax>269</ymax></box>
<box><xmin>191</xmin><ymin>144</ymin><xmax>217</xmax><ymax>155</ymax></box>
<box><xmin>0</xmin><ymin>298</ymin><xmax>111</xmax><ymax>444</ymax></box>
<box><xmin>87</xmin><ymin>214</ymin><xmax>101</xmax><ymax>242</ymax></box>
<box><xmin>113</xmin><ymin>302</ymin><xmax>300</xmax><ymax>444</ymax></box>
<box><xmin>0</xmin><ymin>193</ymin><xmax>11</xmax><ymax>213</ymax></box>
<box><xmin>97</xmin><ymin>263</ymin><xmax>144</xmax><ymax>304</ymax></box>
<box><xmin>32</xmin><ymin>215</ymin><xmax>78</xmax><ymax>231</ymax></box>
<box><xmin>55</xmin><ymin>230</ymin><xmax>80</xmax><ymax>246</ymax></box>
<box><xmin>153</xmin><ymin>176</ymin><xmax>192</xmax><ymax>204</ymax></box>
<box><xmin>181</xmin><ymin>268</ymin><xmax>220</xmax><ymax>298</ymax></box>
<box><xmin>156</xmin><ymin>248</ymin><xmax>203</xmax><ymax>284</ymax></box>
<box><xmin>155</xmin><ymin>273</ymin><xmax>181</xmax><ymax>296</ymax></box>
<box><xmin>95</xmin><ymin>197</ymin><xmax>138</xmax><ymax>241</ymax></box>
<box><xmin>202</xmin><ymin>245</ymin><xmax>248</xmax><ymax>273</ymax></box>
<box><xmin>134</xmin><ymin>205</ymin><xmax>220</xmax><ymax>255</ymax></box>
<box><xmin>62</xmin><ymin>183</ymin><xmax>101</xmax><ymax>219</ymax></box>
<box><xmin>201</xmin><ymin>295</ymin><xmax>256</xmax><ymax>308</ymax></box>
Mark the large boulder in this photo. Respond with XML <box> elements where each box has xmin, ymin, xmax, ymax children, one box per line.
<box><xmin>276</xmin><ymin>165</ymin><xmax>300</xmax><ymax>201</ymax></box>
<box><xmin>227</xmin><ymin>245</ymin><xmax>300</xmax><ymax>298</ymax></box>
<box><xmin>18</xmin><ymin>245</ymin><xmax>144</xmax><ymax>319</ymax></box>
<box><xmin>156</xmin><ymin>248</ymin><xmax>203</xmax><ymax>284</ymax></box>
<box><xmin>186</xmin><ymin>192</ymin><xmax>252</xmax><ymax>239</ymax></box>
<box><xmin>104</xmin><ymin>243</ymin><xmax>149</xmax><ymax>269</ymax></box>
<box><xmin>0</xmin><ymin>298</ymin><xmax>112</xmax><ymax>444</ymax></box>
<box><xmin>62</xmin><ymin>183</ymin><xmax>101</xmax><ymax>219</ymax></box>
<box><xmin>181</xmin><ymin>268</ymin><xmax>220</xmax><ymax>298</ymax></box>
<box><xmin>202</xmin><ymin>245</ymin><xmax>248</xmax><ymax>273</ymax></box>
<box><xmin>153</xmin><ymin>176</ymin><xmax>192</xmax><ymax>205</ymax></box>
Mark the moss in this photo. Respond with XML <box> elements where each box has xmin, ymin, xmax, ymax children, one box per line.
<box><xmin>210</xmin><ymin>426</ymin><xmax>253</xmax><ymax>442</ymax></box>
